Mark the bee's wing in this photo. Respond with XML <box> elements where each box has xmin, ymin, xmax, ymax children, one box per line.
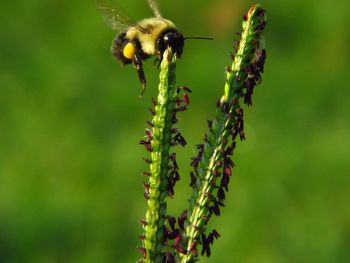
<box><xmin>147</xmin><ymin>0</ymin><xmax>162</xmax><ymax>18</ymax></box>
<box><xmin>96</xmin><ymin>0</ymin><xmax>148</xmax><ymax>33</ymax></box>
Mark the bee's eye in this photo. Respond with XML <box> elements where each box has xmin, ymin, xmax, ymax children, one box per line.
<box><xmin>123</xmin><ymin>42</ymin><xmax>136</xmax><ymax>59</ymax></box>
<box><xmin>163</xmin><ymin>35</ymin><xmax>170</xmax><ymax>42</ymax></box>
<box><xmin>160</xmin><ymin>30</ymin><xmax>184</xmax><ymax>57</ymax></box>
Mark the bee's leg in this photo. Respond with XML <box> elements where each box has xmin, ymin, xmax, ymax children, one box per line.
<box><xmin>133</xmin><ymin>54</ymin><xmax>146</xmax><ymax>98</ymax></box>
<box><xmin>153</xmin><ymin>58</ymin><xmax>162</xmax><ymax>68</ymax></box>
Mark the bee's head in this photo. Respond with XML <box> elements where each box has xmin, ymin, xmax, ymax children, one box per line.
<box><xmin>157</xmin><ymin>29</ymin><xmax>184</xmax><ymax>58</ymax></box>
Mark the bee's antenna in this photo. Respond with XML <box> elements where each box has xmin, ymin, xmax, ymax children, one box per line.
<box><xmin>184</xmin><ymin>36</ymin><xmax>214</xmax><ymax>41</ymax></box>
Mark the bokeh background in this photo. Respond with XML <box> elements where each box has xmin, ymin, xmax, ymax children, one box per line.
<box><xmin>1</xmin><ymin>0</ymin><xmax>349</xmax><ymax>262</ymax></box>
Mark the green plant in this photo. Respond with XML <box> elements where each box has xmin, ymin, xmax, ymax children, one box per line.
<box><xmin>138</xmin><ymin>4</ymin><xmax>267</xmax><ymax>263</ymax></box>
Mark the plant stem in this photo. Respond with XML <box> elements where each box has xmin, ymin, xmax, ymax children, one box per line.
<box><xmin>142</xmin><ymin>48</ymin><xmax>178</xmax><ymax>263</ymax></box>
<box><xmin>181</xmin><ymin>5</ymin><xmax>266</xmax><ymax>262</ymax></box>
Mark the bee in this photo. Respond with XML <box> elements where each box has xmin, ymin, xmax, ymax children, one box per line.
<box><xmin>96</xmin><ymin>0</ymin><xmax>212</xmax><ymax>96</ymax></box>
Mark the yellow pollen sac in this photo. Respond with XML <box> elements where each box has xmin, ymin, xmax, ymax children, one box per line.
<box><xmin>123</xmin><ymin>42</ymin><xmax>136</xmax><ymax>59</ymax></box>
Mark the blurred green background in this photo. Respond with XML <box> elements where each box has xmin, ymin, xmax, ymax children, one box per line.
<box><xmin>1</xmin><ymin>0</ymin><xmax>349</xmax><ymax>262</ymax></box>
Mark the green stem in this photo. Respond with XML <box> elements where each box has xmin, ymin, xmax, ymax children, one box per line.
<box><xmin>181</xmin><ymin>5</ymin><xmax>266</xmax><ymax>262</ymax></box>
<box><xmin>142</xmin><ymin>49</ymin><xmax>177</xmax><ymax>263</ymax></box>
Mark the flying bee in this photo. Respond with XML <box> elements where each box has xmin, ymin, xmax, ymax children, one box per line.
<box><xmin>96</xmin><ymin>0</ymin><xmax>212</xmax><ymax>96</ymax></box>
